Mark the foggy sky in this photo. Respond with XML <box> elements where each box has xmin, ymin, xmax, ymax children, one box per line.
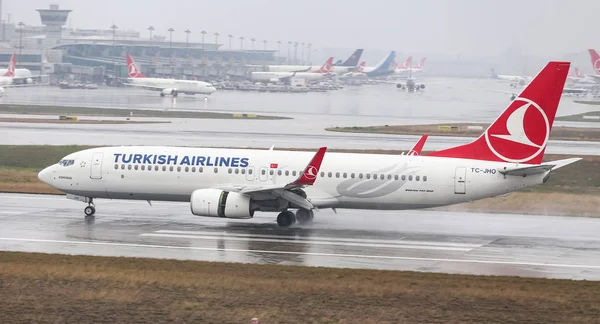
<box><xmin>6</xmin><ymin>0</ymin><xmax>600</xmax><ymax>58</ymax></box>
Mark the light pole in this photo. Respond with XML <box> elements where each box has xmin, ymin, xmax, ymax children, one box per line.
<box><xmin>17</xmin><ymin>22</ymin><xmax>25</xmax><ymax>60</ymax></box>
<box><xmin>200</xmin><ymin>30</ymin><xmax>206</xmax><ymax>49</ymax></box>
<box><xmin>300</xmin><ymin>42</ymin><xmax>304</xmax><ymax>64</ymax></box>
<box><xmin>168</xmin><ymin>28</ymin><xmax>175</xmax><ymax>48</ymax></box>
<box><xmin>293</xmin><ymin>42</ymin><xmax>298</xmax><ymax>64</ymax></box>
<box><xmin>228</xmin><ymin>34</ymin><xmax>233</xmax><ymax>50</ymax></box>
<box><xmin>110</xmin><ymin>24</ymin><xmax>118</xmax><ymax>76</ymax></box>
<box><xmin>147</xmin><ymin>26</ymin><xmax>154</xmax><ymax>45</ymax></box>
<box><xmin>263</xmin><ymin>40</ymin><xmax>267</xmax><ymax>50</ymax></box>
<box><xmin>239</xmin><ymin>36</ymin><xmax>245</xmax><ymax>51</ymax></box>
<box><xmin>184</xmin><ymin>29</ymin><xmax>191</xmax><ymax>48</ymax></box>
<box><xmin>250</xmin><ymin>38</ymin><xmax>255</xmax><ymax>50</ymax></box>
<box><xmin>287</xmin><ymin>41</ymin><xmax>292</xmax><ymax>64</ymax></box>
<box><xmin>213</xmin><ymin>32</ymin><xmax>219</xmax><ymax>51</ymax></box>
<box><xmin>276</xmin><ymin>40</ymin><xmax>281</xmax><ymax>59</ymax></box>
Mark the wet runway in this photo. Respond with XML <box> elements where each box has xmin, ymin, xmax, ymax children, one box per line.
<box><xmin>2</xmin><ymin>193</ymin><xmax>600</xmax><ymax>280</ymax></box>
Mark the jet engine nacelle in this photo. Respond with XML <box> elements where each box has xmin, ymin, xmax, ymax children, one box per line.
<box><xmin>419</xmin><ymin>84</ymin><xmax>425</xmax><ymax>89</ymax></box>
<box><xmin>161</xmin><ymin>88</ymin><xmax>178</xmax><ymax>96</ymax></box>
<box><xmin>25</xmin><ymin>78</ymin><xmax>33</xmax><ymax>84</ymax></box>
<box><xmin>190</xmin><ymin>189</ymin><xmax>254</xmax><ymax>219</ymax></box>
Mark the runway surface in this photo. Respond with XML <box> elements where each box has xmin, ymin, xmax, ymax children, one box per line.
<box><xmin>2</xmin><ymin>193</ymin><xmax>600</xmax><ymax>280</ymax></box>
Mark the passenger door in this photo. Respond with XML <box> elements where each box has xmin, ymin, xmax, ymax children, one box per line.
<box><xmin>90</xmin><ymin>152</ymin><xmax>104</xmax><ymax>179</ymax></box>
<box><xmin>454</xmin><ymin>167</ymin><xmax>466</xmax><ymax>194</ymax></box>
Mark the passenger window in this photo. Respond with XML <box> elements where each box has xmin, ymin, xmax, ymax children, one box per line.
<box><xmin>114</xmin><ymin>164</ymin><xmax>118</xmax><ymax>170</ymax></box>
<box><xmin>155</xmin><ymin>166</ymin><xmax>159</xmax><ymax>171</ymax></box>
<box><xmin>292</xmin><ymin>171</ymin><xmax>297</xmax><ymax>177</ymax></box>
<box><xmin>409</xmin><ymin>175</ymin><xmax>413</xmax><ymax>181</ymax></box>
<box><xmin>285</xmin><ymin>170</ymin><xmax>289</xmax><ymax>176</ymax></box>
<box><xmin>228</xmin><ymin>168</ymin><xmax>232</xmax><ymax>174</ymax></box>
<box><xmin>416</xmin><ymin>175</ymin><xmax>420</xmax><ymax>181</ymax></box>
<box><xmin>320</xmin><ymin>171</ymin><xmax>325</xmax><ymax>177</ymax></box>
<box><xmin>335</xmin><ymin>172</ymin><xmax>340</xmax><ymax>178</ymax></box>
<box><xmin>128</xmin><ymin>165</ymin><xmax>132</xmax><ymax>170</ymax></box>
<box><xmin>134</xmin><ymin>165</ymin><xmax>138</xmax><ymax>171</ymax></box>
<box><xmin>199</xmin><ymin>167</ymin><xmax>203</xmax><ymax>173</ymax></box>
<box><xmin>177</xmin><ymin>166</ymin><xmax>181</xmax><ymax>172</ymax></box>
<box><xmin>169</xmin><ymin>166</ymin><xmax>174</xmax><ymax>172</ymax></box>
<box><xmin>423</xmin><ymin>176</ymin><xmax>427</xmax><ymax>181</ymax></box>
<box><xmin>191</xmin><ymin>167</ymin><xmax>196</xmax><ymax>172</ymax></box>
<box><xmin>185</xmin><ymin>167</ymin><xmax>189</xmax><ymax>172</ymax></box>
<box><xmin>359</xmin><ymin>173</ymin><xmax>363</xmax><ymax>179</ymax></box>
<box><xmin>141</xmin><ymin>165</ymin><xmax>145</xmax><ymax>171</ymax></box>
<box><xmin>162</xmin><ymin>166</ymin><xmax>167</xmax><ymax>171</ymax></box>
<box><xmin>351</xmin><ymin>173</ymin><xmax>355</xmax><ymax>179</ymax></box>
<box><xmin>241</xmin><ymin>169</ymin><xmax>246</xmax><ymax>174</ymax></box>
<box><xmin>328</xmin><ymin>172</ymin><xmax>332</xmax><ymax>178</ymax></box>
<box><xmin>366</xmin><ymin>174</ymin><xmax>371</xmax><ymax>179</ymax></box>
<box><xmin>269</xmin><ymin>170</ymin><xmax>274</xmax><ymax>176</ymax></box>
<box><xmin>248</xmin><ymin>169</ymin><xmax>252</xmax><ymax>175</ymax></box>
<box><xmin>380</xmin><ymin>174</ymin><xmax>385</xmax><ymax>180</ymax></box>
<box><xmin>261</xmin><ymin>169</ymin><xmax>266</xmax><ymax>175</ymax></box>
<box><xmin>277</xmin><ymin>170</ymin><xmax>282</xmax><ymax>176</ymax></box>
<box><xmin>214</xmin><ymin>168</ymin><xmax>218</xmax><ymax>173</ymax></box>
<box><xmin>235</xmin><ymin>169</ymin><xmax>239</xmax><ymax>174</ymax></box>
<box><xmin>402</xmin><ymin>175</ymin><xmax>406</xmax><ymax>181</ymax></box>
<box><xmin>387</xmin><ymin>174</ymin><xmax>391</xmax><ymax>180</ymax></box>
<box><xmin>343</xmin><ymin>173</ymin><xmax>347</xmax><ymax>178</ymax></box>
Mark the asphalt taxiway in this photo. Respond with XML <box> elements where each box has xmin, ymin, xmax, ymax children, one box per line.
<box><xmin>2</xmin><ymin>193</ymin><xmax>600</xmax><ymax>280</ymax></box>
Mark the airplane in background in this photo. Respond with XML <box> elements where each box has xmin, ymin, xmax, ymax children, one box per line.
<box><xmin>251</xmin><ymin>57</ymin><xmax>335</xmax><ymax>83</ymax></box>
<box><xmin>586</xmin><ymin>49</ymin><xmax>600</xmax><ymax>82</ymax></box>
<box><xmin>38</xmin><ymin>61</ymin><xmax>579</xmax><ymax>228</ymax></box>
<box><xmin>567</xmin><ymin>66</ymin><xmax>597</xmax><ymax>85</ymax></box>
<box><xmin>0</xmin><ymin>53</ymin><xmax>48</xmax><ymax>96</ymax></box>
<box><xmin>412</xmin><ymin>57</ymin><xmax>426</xmax><ymax>72</ymax></box>
<box><xmin>393</xmin><ymin>56</ymin><xmax>412</xmax><ymax>73</ymax></box>
<box><xmin>340</xmin><ymin>62</ymin><xmax>367</xmax><ymax>79</ymax></box>
<box><xmin>490</xmin><ymin>68</ymin><xmax>532</xmax><ymax>87</ymax></box>
<box><xmin>124</xmin><ymin>54</ymin><xmax>216</xmax><ymax>97</ymax></box>
<box><xmin>250</xmin><ymin>49</ymin><xmax>362</xmax><ymax>75</ymax></box>
<box><xmin>362</xmin><ymin>51</ymin><xmax>397</xmax><ymax>78</ymax></box>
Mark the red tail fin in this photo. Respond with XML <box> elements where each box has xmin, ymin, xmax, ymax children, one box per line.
<box><xmin>314</xmin><ymin>57</ymin><xmax>333</xmax><ymax>73</ymax></box>
<box><xmin>126</xmin><ymin>54</ymin><xmax>146</xmax><ymax>78</ymax></box>
<box><xmin>357</xmin><ymin>61</ymin><xmax>365</xmax><ymax>73</ymax></box>
<box><xmin>575</xmin><ymin>67</ymin><xmax>584</xmax><ymax>78</ymax></box>
<box><xmin>3</xmin><ymin>53</ymin><xmax>15</xmax><ymax>77</ymax></box>
<box><xmin>402</xmin><ymin>56</ymin><xmax>412</xmax><ymax>69</ymax></box>
<box><xmin>415</xmin><ymin>57</ymin><xmax>426</xmax><ymax>69</ymax></box>
<box><xmin>588</xmin><ymin>49</ymin><xmax>600</xmax><ymax>75</ymax></box>
<box><xmin>427</xmin><ymin>62</ymin><xmax>569</xmax><ymax>164</ymax></box>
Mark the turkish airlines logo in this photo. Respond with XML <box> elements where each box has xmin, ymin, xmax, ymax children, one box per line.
<box><xmin>304</xmin><ymin>166</ymin><xmax>318</xmax><ymax>180</ymax></box>
<box><xmin>594</xmin><ymin>59</ymin><xmax>600</xmax><ymax>74</ymax></box>
<box><xmin>484</xmin><ymin>98</ymin><xmax>549</xmax><ymax>163</ymax></box>
<box><xmin>128</xmin><ymin>63</ymin><xmax>141</xmax><ymax>78</ymax></box>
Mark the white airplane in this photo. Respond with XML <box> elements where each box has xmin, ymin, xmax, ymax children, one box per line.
<box><xmin>0</xmin><ymin>53</ymin><xmax>38</xmax><ymax>96</ymax></box>
<box><xmin>490</xmin><ymin>69</ymin><xmax>532</xmax><ymax>87</ymax></box>
<box><xmin>567</xmin><ymin>66</ymin><xmax>598</xmax><ymax>85</ymax></box>
<box><xmin>250</xmin><ymin>49</ymin><xmax>362</xmax><ymax>75</ymax></box>
<box><xmin>251</xmin><ymin>57</ymin><xmax>335</xmax><ymax>83</ymax></box>
<box><xmin>38</xmin><ymin>62</ymin><xmax>579</xmax><ymax>227</ymax></box>
<box><xmin>124</xmin><ymin>54</ymin><xmax>217</xmax><ymax>97</ymax></box>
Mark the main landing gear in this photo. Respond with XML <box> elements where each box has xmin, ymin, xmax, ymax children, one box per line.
<box><xmin>276</xmin><ymin>209</ymin><xmax>314</xmax><ymax>227</ymax></box>
<box><xmin>83</xmin><ymin>198</ymin><xmax>96</xmax><ymax>217</ymax></box>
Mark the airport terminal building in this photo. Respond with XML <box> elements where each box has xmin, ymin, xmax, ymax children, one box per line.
<box><xmin>1</xmin><ymin>5</ymin><xmax>278</xmax><ymax>83</ymax></box>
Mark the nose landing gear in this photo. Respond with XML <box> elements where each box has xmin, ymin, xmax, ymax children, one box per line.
<box><xmin>83</xmin><ymin>198</ymin><xmax>96</xmax><ymax>217</ymax></box>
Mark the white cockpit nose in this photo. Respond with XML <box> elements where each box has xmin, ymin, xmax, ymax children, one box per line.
<box><xmin>38</xmin><ymin>166</ymin><xmax>53</xmax><ymax>185</ymax></box>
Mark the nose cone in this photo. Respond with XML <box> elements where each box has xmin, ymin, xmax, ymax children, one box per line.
<box><xmin>38</xmin><ymin>166</ymin><xmax>53</xmax><ymax>185</ymax></box>
<box><xmin>207</xmin><ymin>86</ymin><xmax>217</xmax><ymax>94</ymax></box>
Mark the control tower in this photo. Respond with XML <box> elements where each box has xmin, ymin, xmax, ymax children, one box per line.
<box><xmin>36</xmin><ymin>4</ymin><xmax>71</xmax><ymax>41</ymax></box>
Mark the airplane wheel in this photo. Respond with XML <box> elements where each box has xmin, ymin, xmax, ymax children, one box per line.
<box><xmin>296</xmin><ymin>209</ymin><xmax>314</xmax><ymax>224</ymax></box>
<box><xmin>277</xmin><ymin>211</ymin><xmax>295</xmax><ymax>227</ymax></box>
<box><xmin>84</xmin><ymin>206</ymin><xmax>96</xmax><ymax>216</ymax></box>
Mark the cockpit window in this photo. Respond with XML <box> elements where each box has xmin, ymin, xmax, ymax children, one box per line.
<box><xmin>58</xmin><ymin>159</ymin><xmax>75</xmax><ymax>167</ymax></box>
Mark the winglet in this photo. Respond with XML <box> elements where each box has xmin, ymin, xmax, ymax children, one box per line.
<box><xmin>290</xmin><ymin>147</ymin><xmax>327</xmax><ymax>186</ymax></box>
<box><xmin>3</xmin><ymin>53</ymin><xmax>15</xmax><ymax>77</ymax></box>
<box><xmin>408</xmin><ymin>134</ymin><xmax>428</xmax><ymax>155</ymax></box>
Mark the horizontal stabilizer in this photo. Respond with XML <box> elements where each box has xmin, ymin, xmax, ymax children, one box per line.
<box><xmin>498</xmin><ymin>158</ymin><xmax>581</xmax><ymax>176</ymax></box>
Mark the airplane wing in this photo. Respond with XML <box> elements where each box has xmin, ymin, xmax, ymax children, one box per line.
<box><xmin>498</xmin><ymin>158</ymin><xmax>581</xmax><ymax>177</ymax></box>
<box><xmin>408</xmin><ymin>135</ymin><xmax>428</xmax><ymax>155</ymax></box>
<box><xmin>123</xmin><ymin>83</ymin><xmax>166</xmax><ymax>91</ymax></box>
<box><xmin>291</xmin><ymin>67</ymin><xmax>312</xmax><ymax>73</ymax></box>
<box><xmin>214</xmin><ymin>147</ymin><xmax>327</xmax><ymax>210</ymax></box>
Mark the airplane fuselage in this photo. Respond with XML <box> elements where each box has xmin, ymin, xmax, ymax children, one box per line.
<box><xmin>39</xmin><ymin>147</ymin><xmax>547</xmax><ymax>211</ymax></box>
<box><xmin>127</xmin><ymin>78</ymin><xmax>216</xmax><ymax>95</ymax></box>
